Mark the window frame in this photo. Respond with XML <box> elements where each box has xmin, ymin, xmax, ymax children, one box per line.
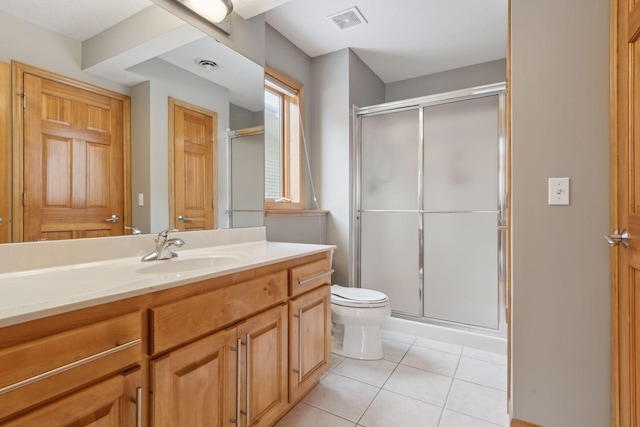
<box><xmin>264</xmin><ymin>65</ymin><xmax>305</xmax><ymax>211</ymax></box>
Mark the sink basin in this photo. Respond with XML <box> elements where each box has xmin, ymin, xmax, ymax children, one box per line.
<box><xmin>135</xmin><ymin>255</ymin><xmax>240</xmax><ymax>274</ymax></box>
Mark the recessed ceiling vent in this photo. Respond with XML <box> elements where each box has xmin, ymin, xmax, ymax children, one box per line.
<box><xmin>195</xmin><ymin>58</ymin><xmax>219</xmax><ymax>71</ymax></box>
<box><xmin>328</xmin><ymin>7</ymin><xmax>367</xmax><ymax>31</ymax></box>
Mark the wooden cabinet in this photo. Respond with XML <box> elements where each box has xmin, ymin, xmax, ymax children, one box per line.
<box><xmin>0</xmin><ymin>249</ymin><xmax>333</xmax><ymax>426</ymax></box>
<box><xmin>0</xmin><ymin>312</ymin><xmax>142</xmax><ymax>423</ymax></box>
<box><xmin>1</xmin><ymin>368</ymin><xmax>141</xmax><ymax>427</ymax></box>
<box><xmin>150</xmin><ymin>304</ymin><xmax>287</xmax><ymax>427</ymax></box>
<box><xmin>150</xmin><ymin>328</ymin><xmax>236</xmax><ymax>427</ymax></box>
<box><xmin>288</xmin><ymin>285</ymin><xmax>331</xmax><ymax>403</ymax></box>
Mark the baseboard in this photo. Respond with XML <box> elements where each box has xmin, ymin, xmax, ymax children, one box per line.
<box><xmin>511</xmin><ymin>419</ymin><xmax>543</xmax><ymax>427</ymax></box>
<box><xmin>381</xmin><ymin>316</ymin><xmax>507</xmax><ymax>354</ymax></box>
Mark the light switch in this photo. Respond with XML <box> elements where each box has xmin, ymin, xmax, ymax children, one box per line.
<box><xmin>138</xmin><ymin>193</ymin><xmax>144</xmax><ymax>207</ymax></box>
<box><xmin>548</xmin><ymin>177</ymin><xmax>570</xmax><ymax>205</ymax></box>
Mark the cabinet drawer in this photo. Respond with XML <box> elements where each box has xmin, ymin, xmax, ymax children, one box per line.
<box><xmin>289</xmin><ymin>256</ymin><xmax>333</xmax><ymax>297</ymax></box>
<box><xmin>150</xmin><ymin>270</ymin><xmax>288</xmax><ymax>355</ymax></box>
<box><xmin>0</xmin><ymin>312</ymin><xmax>141</xmax><ymax>421</ymax></box>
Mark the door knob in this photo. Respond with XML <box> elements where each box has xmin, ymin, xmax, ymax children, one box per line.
<box><xmin>178</xmin><ymin>215</ymin><xmax>195</xmax><ymax>223</ymax></box>
<box><xmin>106</xmin><ymin>214</ymin><xmax>120</xmax><ymax>223</ymax></box>
<box><xmin>605</xmin><ymin>229</ymin><xmax>629</xmax><ymax>248</ymax></box>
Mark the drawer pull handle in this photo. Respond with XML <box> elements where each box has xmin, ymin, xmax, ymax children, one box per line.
<box><xmin>0</xmin><ymin>338</ymin><xmax>141</xmax><ymax>396</ymax></box>
<box><xmin>298</xmin><ymin>308</ymin><xmax>303</xmax><ymax>383</ymax></box>
<box><xmin>245</xmin><ymin>334</ymin><xmax>251</xmax><ymax>426</ymax></box>
<box><xmin>298</xmin><ymin>269</ymin><xmax>334</xmax><ymax>286</ymax></box>
<box><xmin>135</xmin><ymin>387</ymin><xmax>143</xmax><ymax>427</ymax></box>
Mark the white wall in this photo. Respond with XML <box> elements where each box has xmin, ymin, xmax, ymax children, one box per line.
<box><xmin>385</xmin><ymin>59</ymin><xmax>506</xmax><ymax>103</ymax></box>
<box><xmin>511</xmin><ymin>0</ymin><xmax>610</xmax><ymax>425</ymax></box>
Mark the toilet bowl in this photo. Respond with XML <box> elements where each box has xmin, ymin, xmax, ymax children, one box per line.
<box><xmin>330</xmin><ymin>285</ymin><xmax>391</xmax><ymax>360</ymax></box>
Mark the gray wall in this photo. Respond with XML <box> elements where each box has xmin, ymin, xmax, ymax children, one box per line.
<box><xmin>129</xmin><ymin>58</ymin><xmax>231</xmax><ymax>233</ymax></box>
<box><xmin>385</xmin><ymin>59</ymin><xmax>506</xmax><ymax>102</ymax></box>
<box><xmin>265</xmin><ymin>24</ymin><xmax>329</xmax><ymax>244</ymax></box>
<box><xmin>311</xmin><ymin>49</ymin><xmax>351</xmax><ymax>284</ymax></box>
<box><xmin>0</xmin><ymin>10</ymin><xmax>129</xmax><ymax>94</ymax></box>
<box><xmin>511</xmin><ymin>0</ymin><xmax>610</xmax><ymax>425</ymax></box>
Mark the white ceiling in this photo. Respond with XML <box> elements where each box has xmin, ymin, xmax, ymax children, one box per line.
<box><xmin>0</xmin><ymin>0</ymin><xmax>507</xmax><ymax>86</ymax></box>
<box><xmin>265</xmin><ymin>0</ymin><xmax>508</xmax><ymax>83</ymax></box>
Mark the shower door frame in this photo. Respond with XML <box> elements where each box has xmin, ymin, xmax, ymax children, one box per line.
<box><xmin>352</xmin><ymin>83</ymin><xmax>508</xmax><ymax>335</ymax></box>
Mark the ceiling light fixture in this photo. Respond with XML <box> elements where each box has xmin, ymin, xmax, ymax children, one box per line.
<box><xmin>174</xmin><ymin>0</ymin><xmax>233</xmax><ymax>24</ymax></box>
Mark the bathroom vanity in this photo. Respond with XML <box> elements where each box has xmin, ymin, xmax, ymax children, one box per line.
<box><xmin>0</xmin><ymin>229</ymin><xmax>334</xmax><ymax>426</ymax></box>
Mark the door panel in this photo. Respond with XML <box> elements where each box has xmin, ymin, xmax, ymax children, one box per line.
<box><xmin>237</xmin><ymin>304</ymin><xmax>287</xmax><ymax>427</ymax></box>
<box><xmin>170</xmin><ymin>98</ymin><xmax>216</xmax><ymax>231</ymax></box>
<box><xmin>0</xmin><ymin>62</ymin><xmax>9</xmax><ymax>243</ymax></box>
<box><xmin>150</xmin><ymin>328</ymin><xmax>236</xmax><ymax>427</ymax></box>
<box><xmin>22</xmin><ymin>71</ymin><xmax>125</xmax><ymax>241</ymax></box>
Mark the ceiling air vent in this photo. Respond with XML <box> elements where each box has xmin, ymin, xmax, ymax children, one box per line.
<box><xmin>194</xmin><ymin>58</ymin><xmax>219</xmax><ymax>71</ymax></box>
<box><xmin>328</xmin><ymin>7</ymin><xmax>367</xmax><ymax>31</ymax></box>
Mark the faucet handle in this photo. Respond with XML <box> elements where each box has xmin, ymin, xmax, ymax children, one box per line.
<box><xmin>157</xmin><ymin>228</ymin><xmax>179</xmax><ymax>240</ymax></box>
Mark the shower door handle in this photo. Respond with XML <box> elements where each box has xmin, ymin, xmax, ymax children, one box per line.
<box><xmin>605</xmin><ymin>229</ymin><xmax>629</xmax><ymax>248</ymax></box>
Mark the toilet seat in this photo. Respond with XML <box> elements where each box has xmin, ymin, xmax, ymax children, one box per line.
<box><xmin>331</xmin><ymin>285</ymin><xmax>389</xmax><ymax>308</ymax></box>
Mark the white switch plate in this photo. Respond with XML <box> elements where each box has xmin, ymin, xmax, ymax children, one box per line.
<box><xmin>138</xmin><ymin>193</ymin><xmax>144</xmax><ymax>207</ymax></box>
<box><xmin>548</xmin><ymin>177</ymin><xmax>570</xmax><ymax>205</ymax></box>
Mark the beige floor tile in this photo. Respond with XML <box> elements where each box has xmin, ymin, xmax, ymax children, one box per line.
<box><xmin>383</xmin><ymin>364</ymin><xmax>452</xmax><ymax>407</ymax></box>
<box><xmin>439</xmin><ymin>409</ymin><xmax>504</xmax><ymax>427</ymax></box>
<box><xmin>274</xmin><ymin>402</ymin><xmax>356</xmax><ymax>427</ymax></box>
<box><xmin>358</xmin><ymin>389</ymin><xmax>441</xmax><ymax>427</ymax></box>
<box><xmin>380</xmin><ymin>329</ymin><xmax>417</xmax><ymax>344</ymax></box>
<box><xmin>446</xmin><ymin>380</ymin><xmax>509</xmax><ymax>426</ymax></box>
<box><xmin>401</xmin><ymin>345</ymin><xmax>460</xmax><ymax>377</ymax></box>
<box><xmin>382</xmin><ymin>338</ymin><xmax>411</xmax><ymax>362</ymax></box>
<box><xmin>462</xmin><ymin>347</ymin><xmax>507</xmax><ymax>366</ymax></box>
<box><xmin>302</xmin><ymin>372</ymin><xmax>379</xmax><ymax>422</ymax></box>
<box><xmin>331</xmin><ymin>353</ymin><xmax>346</xmax><ymax>371</ymax></box>
<box><xmin>455</xmin><ymin>356</ymin><xmax>507</xmax><ymax>391</ymax></box>
<box><xmin>333</xmin><ymin>357</ymin><xmax>398</xmax><ymax>387</ymax></box>
<box><xmin>413</xmin><ymin>337</ymin><xmax>463</xmax><ymax>355</ymax></box>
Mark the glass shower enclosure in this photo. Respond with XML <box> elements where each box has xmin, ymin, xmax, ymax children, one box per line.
<box><xmin>353</xmin><ymin>84</ymin><xmax>507</xmax><ymax>333</ymax></box>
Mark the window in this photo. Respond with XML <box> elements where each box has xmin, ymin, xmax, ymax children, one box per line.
<box><xmin>264</xmin><ymin>65</ymin><xmax>304</xmax><ymax>210</ymax></box>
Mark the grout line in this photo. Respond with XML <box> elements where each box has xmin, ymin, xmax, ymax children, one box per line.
<box><xmin>437</xmin><ymin>345</ymin><xmax>464</xmax><ymax>427</ymax></box>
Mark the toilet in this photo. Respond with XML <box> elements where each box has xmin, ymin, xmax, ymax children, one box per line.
<box><xmin>330</xmin><ymin>284</ymin><xmax>391</xmax><ymax>360</ymax></box>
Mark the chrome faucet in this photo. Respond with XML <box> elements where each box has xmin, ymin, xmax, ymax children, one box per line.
<box><xmin>141</xmin><ymin>229</ymin><xmax>185</xmax><ymax>262</ymax></box>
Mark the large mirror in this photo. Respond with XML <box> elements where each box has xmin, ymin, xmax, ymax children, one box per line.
<box><xmin>0</xmin><ymin>0</ymin><xmax>265</xmax><ymax>242</ymax></box>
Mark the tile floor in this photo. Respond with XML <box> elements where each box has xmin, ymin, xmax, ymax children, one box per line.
<box><xmin>275</xmin><ymin>330</ymin><xmax>509</xmax><ymax>427</ymax></box>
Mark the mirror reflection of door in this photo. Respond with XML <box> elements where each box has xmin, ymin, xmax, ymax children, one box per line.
<box><xmin>168</xmin><ymin>97</ymin><xmax>217</xmax><ymax>232</ymax></box>
<box><xmin>16</xmin><ymin>63</ymin><xmax>129</xmax><ymax>242</ymax></box>
<box><xmin>0</xmin><ymin>63</ymin><xmax>9</xmax><ymax>243</ymax></box>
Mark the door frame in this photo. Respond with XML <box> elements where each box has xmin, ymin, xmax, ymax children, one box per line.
<box><xmin>11</xmin><ymin>61</ymin><xmax>131</xmax><ymax>242</ymax></box>
<box><xmin>611</xmin><ymin>0</ymin><xmax>621</xmax><ymax>425</ymax></box>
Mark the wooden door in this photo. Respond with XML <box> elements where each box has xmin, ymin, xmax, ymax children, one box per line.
<box><xmin>613</xmin><ymin>0</ymin><xmax>640</xmax><ymax>425</ymax></box>
<box><xmin>237</xmin><ymin>304</ymin><xmax>288</xmax><ymax>427</ymax></box>
<box><xmin>1</xmin><ymin>369</ymin><xmax>141</xmax><ymax>427</ymax></box>
<box><xmin>15</xmin><ymin>63</ymin><xmax>129</xmax><ymax>242</ymax></box>
<box><xmin>169</xmin><ymin>97</ymin><xmax>216</xmax><ymax>232</ymax></box>
<box><xmin>289</xmin><ymin>285</ymin><xmax>331</xmax><ymax>403</ymax></box>
<box><xmin>150</xmin><ymin>328</ymin><xmax>236</xmax><ymax>427</ymax></box>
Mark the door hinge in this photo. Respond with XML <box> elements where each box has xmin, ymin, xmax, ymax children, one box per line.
<box><xmin>17</xmin><ymin>92</ymin><xmax>26</xmax><ymax>109</ymax></box>
<box><xmin>22</xmin><ymin>193</ymin><xmax>27</xmax><ymax>206</ymax></box>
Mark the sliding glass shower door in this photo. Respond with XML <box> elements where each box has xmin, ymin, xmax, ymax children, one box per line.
<box><xmin>356</xmin><ymin>85</ymin><xmax>506</xmax><ymax>332</ymax></box>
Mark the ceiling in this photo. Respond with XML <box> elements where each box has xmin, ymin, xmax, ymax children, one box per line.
<box><xmin>264</xmin><ymin>0</ymin><xmax>507</xmax><ymax>83</ymax></box>
<box><xmin>0</xmin><ymin>0</ymin><xmax>507</xmax><ymax>84</ymax></box>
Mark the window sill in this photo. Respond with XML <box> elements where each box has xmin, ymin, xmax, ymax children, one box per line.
<box><xmin>265</xmin><ymin>209</ymin><xmax>329</xmax><ymax>218</ymax></box>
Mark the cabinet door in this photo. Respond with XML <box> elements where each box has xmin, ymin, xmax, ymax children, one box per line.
<box><xmin>288</xmin><ymin>285</ymin><xmax>331</xmax><ymax>403</ymax></box>
<box><xmin>237</xmin><ymin>304</ymin><xmax>288</xmax><ymax>427</ymax></box>
<box><xmin>151</xmin><ymin>328</ymin><xmax>237</xmax><ymax>427</ymax></box>
<box><xmin>1</xmin><ymin>368</ymin><xmax>141</xmax><ymax>427</ymax></box>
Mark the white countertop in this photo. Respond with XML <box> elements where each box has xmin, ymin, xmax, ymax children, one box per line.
<box><xmin>0</xmin><ymin>240</ymin><xmax>335</xmax><ymax>328</ymax></box>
